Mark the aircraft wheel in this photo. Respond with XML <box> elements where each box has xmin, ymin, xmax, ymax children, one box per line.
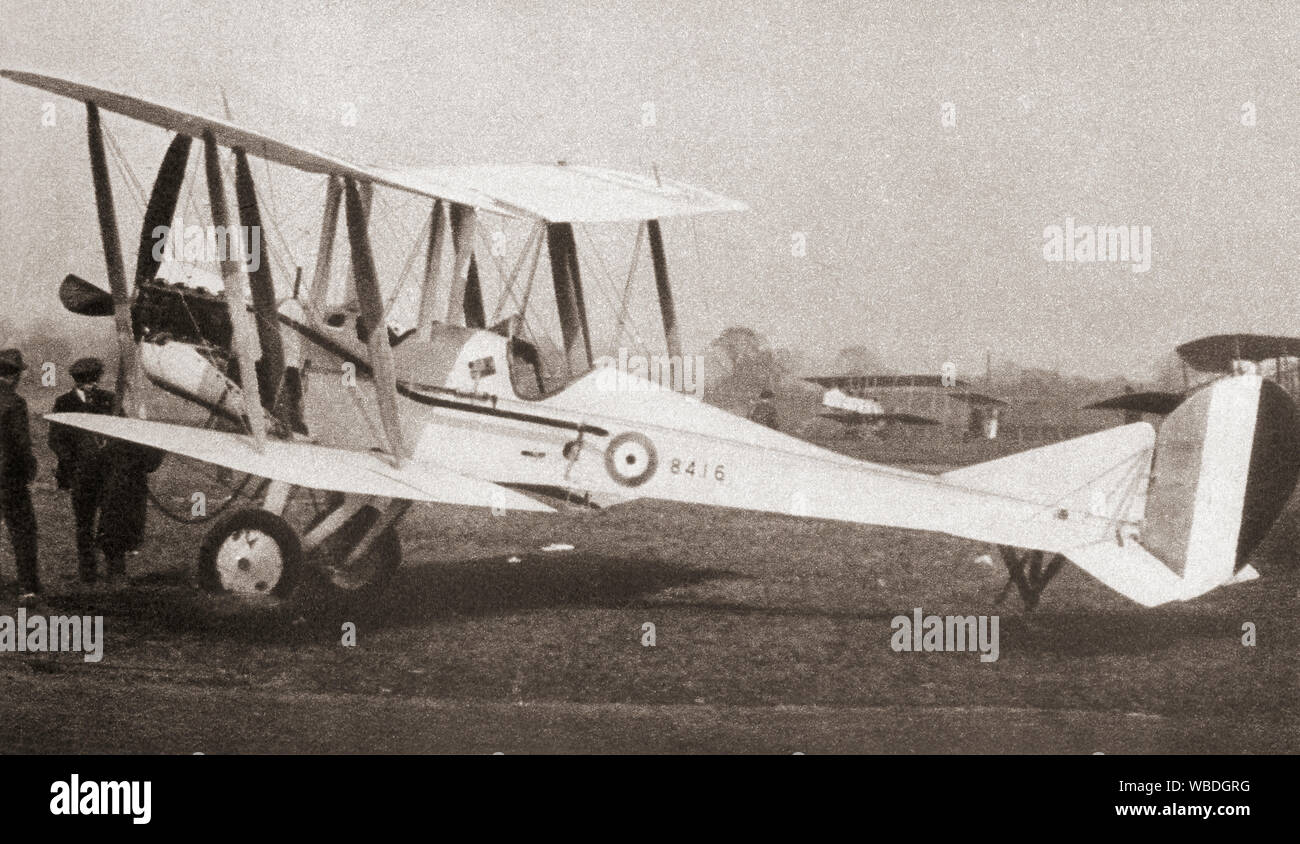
<box><xmin>197</xmin><ymin>508</ymin><xmax>302</xmax><ymax>598</ymax></box>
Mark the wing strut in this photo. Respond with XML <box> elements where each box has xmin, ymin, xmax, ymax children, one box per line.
<box><xmin>416</xmin><ymin>199</ymin><xmax>448</xmax><ymax>340</ymax></box>
<box><xmin>85</xmin><ymin>102</ymin><xmax>138</xmax><ymax>415</ymax></box>
<box><xmin>463</xmin><ymin>250</ymin><xmax>486</xmax><ymax>329</ymax></box>
<box><xmin>202</xmin><ymin>131</ymin><xmax>267</xmax><ymax>448</ymax></box>
<box><xmin>647</xmin><ymin>219</ymin><xmax>682</xmax><ymax>363</ymax></box>
<box><xmin>446</xmin><ymin>203</ymin><xmax>485</xmax><ymax>328</ymax></box>
<box><xmin>344</xmin><ymin>181</ymin><xmax>373</xmax><ymax>305</ymax></box>
<box><xmin>234</xmin><ymin>149</ymin><xmax>285</xmax><ymax>410</ymax></box>
<box><xmin>343</xmin><ymin>177</ymin><xmax>405</xmax><ymax>465</ymax></box>
<box><xmin>306</xmin><ymin>175</ymin><xmax>342</xmax><ymax>322</ymax></box>
<box><xmin>566</xmin><ymin>226</ymin><xmax>593</xmax><ymax>362</ymax></box>
<box><xmin>546</xmin><ymin>222</ymin><xmax>593</xmax><ymax>374</ymax></box>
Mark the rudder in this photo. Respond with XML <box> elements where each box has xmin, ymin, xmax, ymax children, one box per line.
<box><xmin>1142</xmin><ymin>374</ymin><xmax>1300</xmax><ymax>595</ymax></box>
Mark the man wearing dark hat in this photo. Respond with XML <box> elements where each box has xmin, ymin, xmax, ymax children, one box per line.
<box><xmin>49</xmin><ymin>357</ymin><xmax>115</xmax><ymax>582</ymax></box>
<box><xmin>0</xmin><ymin>348</ymin><xmax>40</xmax><ymax>602</ymax></box>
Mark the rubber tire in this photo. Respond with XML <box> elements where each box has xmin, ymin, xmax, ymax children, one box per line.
<box><xmin>197</xmin><ymin>508</ymin><xmax>303</xmax><ymax>599</ymax></box>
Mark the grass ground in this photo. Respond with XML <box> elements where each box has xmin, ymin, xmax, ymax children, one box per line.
<box><xmin>1</xmin><ymin>416</ymin><xmax>1296</xmax><ymax>753</ymax></box>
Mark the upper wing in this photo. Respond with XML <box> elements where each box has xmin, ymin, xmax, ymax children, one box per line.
<box><xmin>371</xmin><ymin>164</ymin><xmax>749</xmax><ymax>223</ymax></box>
<box><xmin>0</xmin><ymin>70</ymin><xmax>520</xmax><ymax>217</ymax></box>
<box><xmin>818</xmin><ymin>410</ymin><xmax>939</xmax><ymax>426</ymax></box>
<box><xmin>1</xmin><ymin>70</ymin><xmax>746</xmax><ymax>224</ymax></box>
<box><xmin>46</xmin><ymin>413</ymin><xmax>553</xmax><ymax>512</ymax></box>
<box><xmin>1177</xmin><ymin>333</ymin><xmax>1300</xmax><ymax>373</ymax></box>
<box><xmin>803</xmin><ymin>374</ymin><xmax>971</xmax><ymax>389</ymax></box>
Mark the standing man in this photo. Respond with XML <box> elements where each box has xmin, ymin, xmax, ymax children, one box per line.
<box><xmin>1121</xmin><ymin>385</ymin><xmax>1142</xmax><ymax>426</ymax></box>
<box><xmin>48</xmin><ymin>357</ymin><xmax>114</xmax><ymax>583</ymax></box>
<box><xmin>97</xmin><ymin>439</ymin><xmax>163</xmax><ymax>583</ymax></box>
<box><xmin>748</xmin><ymin>388</ymin><xmax>780</xmax><ymax>430</ymax></box>
<box><xmin>0</xmin><ymin>349</ymin><xmax>40</xmax><ymax>603</ymax></box>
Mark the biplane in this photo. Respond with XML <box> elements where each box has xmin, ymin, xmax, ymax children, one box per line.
<box><xmin>1088</xmin><ymin>334</ymin><xmax>1300</xmax><ymax>416</ymax></box>
<box><xmin>802</xmin><ymin>376</ymin><xmax>942</xmax><ymax>431</ymax></box>
<box><xmin>802</xmin><ymin>373</ymin><xmax>1009</xmax><ymax>438</ymax></box>
<box><xmin>4</xmin><ymin>69</ymin><xmax>1296</xmax><ymax>611</ymax></box>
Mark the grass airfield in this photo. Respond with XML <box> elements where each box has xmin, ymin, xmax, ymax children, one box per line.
<box><xmin>1</xmin><ymin>419</ymin><xmax>1296</xmax><ymax>754</ymax></box>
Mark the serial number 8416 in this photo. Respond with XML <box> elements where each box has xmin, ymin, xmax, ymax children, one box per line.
<box><xmin>670</xmin><ymin>459</ymin><xmax>725</xmax><ymax>482</ymax></box>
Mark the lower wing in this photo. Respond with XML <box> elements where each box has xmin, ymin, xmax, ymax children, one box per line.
<box><xmin>45</xmin><ymin>412</ymin><xmax>554</xmax><ymax>512</ymax></box>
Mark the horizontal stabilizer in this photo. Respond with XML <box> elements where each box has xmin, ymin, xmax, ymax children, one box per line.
<box><xmin>45</xmin><ymin>413</ymin><xmax>554</xmax><ymax>512</ymax></box>
<box><xmin>1064</xmin><ymin>545</ymin><xmax>1262</xmax><ymax>608</ymax></box>
<box><xmin>943</xmin><ymin>422</ymin><xmax>1154</xmax><ymax>523</ymax></box>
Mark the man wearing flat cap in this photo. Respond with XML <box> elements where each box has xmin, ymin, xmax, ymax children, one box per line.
<box><xmin>49</xmin><ymin>357</ymin><xmax>115</xmax><ymax>583</ymax></box>
<box><xmin>0</xmin><ymin>348</ymin><xmax>40</xmax><ymax>602</ymax></box>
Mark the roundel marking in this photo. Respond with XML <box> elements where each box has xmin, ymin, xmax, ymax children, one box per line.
<box><xmin>604</xmin><ymin>432</ymin><xmax>658</xmax><ymax>487</ymax></box>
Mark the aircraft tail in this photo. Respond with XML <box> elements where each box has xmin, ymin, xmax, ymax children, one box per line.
<box><xmin>1137</xmin><ymin>373</ymin><xmax>1300</xmax><ymax>599</ymax></box>
<box><xmin>943</xmin><ymin>374</ymin><xmax>1300</xmax><ymax>606</ymax></box>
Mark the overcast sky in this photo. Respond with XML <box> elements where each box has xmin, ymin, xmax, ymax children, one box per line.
<box><xmin>2</xmin><ymin>0</ymin><xmax>1298</xmax><ymax>380</ymax></box>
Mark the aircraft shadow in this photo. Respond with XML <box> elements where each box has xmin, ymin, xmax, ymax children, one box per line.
<box><xmin>355</xmin><ymin>552</ymin><xmax>738</xmax><ymax>630</ymax></box>
<box><xmin>34</xmin><ymin>552</ymin><xmax>737</xmax><ymax>643</ymax></box>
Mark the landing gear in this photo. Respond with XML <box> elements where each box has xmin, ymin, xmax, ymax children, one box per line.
<box><xmin>995</xmin><ymin>546</ymin><xmax>1065</xmax><ymax>610</ymax></box>
<box><xmin>195</xmin><ymin>483</ymin><xmax>405</xmax><ymax>608</ymax></box>
<box><xmin>305</xmin><ymin>503</ymin><xmax>403</xmax><ymax>602</ymax></box>
<box><xmin>197</xmin><ymin>508</ymin><xmax>302</xmax><ymax>597</ymax></box>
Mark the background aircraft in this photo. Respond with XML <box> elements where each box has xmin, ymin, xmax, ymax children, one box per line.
<box><xmin>1088</xmin><ymin>334</ymin><xmax>1300</xmax><ymax>417</ymax></box>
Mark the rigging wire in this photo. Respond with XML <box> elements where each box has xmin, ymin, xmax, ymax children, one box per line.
<box><xmin>512</xmin><ymin>226</ymin><xmax>561</xmax><ymax>353</ymax></box>
<box><xmin>471</xmin><ymin>220</ymin><xmax>557</xmax><ymax>352</ymax></box>
<box><xmin>102</xmin><ymin>125</ymin><xmax>147</xmax><ymax>211</ymax></box>
<box><xmin>259</xmin><ymin>152</ymin><xmax>302</xmax><ymax>274</ymax></box>
<box><xmin>381</xmin><ymin>207</ymin><xmax>431</xmax><ymax>322</ymax></box>
<box><xmin>489</xmin><ymin>221</ymin><xmax>543</xmax><ymax>323</ymax></box>
<box><xmin>576</xmin><ymin>224</ymin><xmax>652</xmax><ymax>355</ymax></box>
<box><xmin>611</xmin><ymin>221</ymin><xmax>645</xmax><ymax>356</ymax></box>
<box><xmin>477</xmin><ymin>221</ymin><xmax>554</xmax><ymax>344</ymax></box>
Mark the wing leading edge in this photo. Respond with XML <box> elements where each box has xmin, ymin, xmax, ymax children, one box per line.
<box><xmin>1</xmin><ymin>70</ymin><xmax>746</xmax><ymax>223</ymax></box>
<box><xmin>45</xmin><ymin>413</ymin><xmax>553</xmax><ymax>512</ymax></box>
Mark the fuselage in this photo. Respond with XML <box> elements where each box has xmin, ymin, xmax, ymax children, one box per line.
<box><xmin>134</xmin><ymin>290</ymin><xmax>1132</xmax><ymax>556</ymax></box>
